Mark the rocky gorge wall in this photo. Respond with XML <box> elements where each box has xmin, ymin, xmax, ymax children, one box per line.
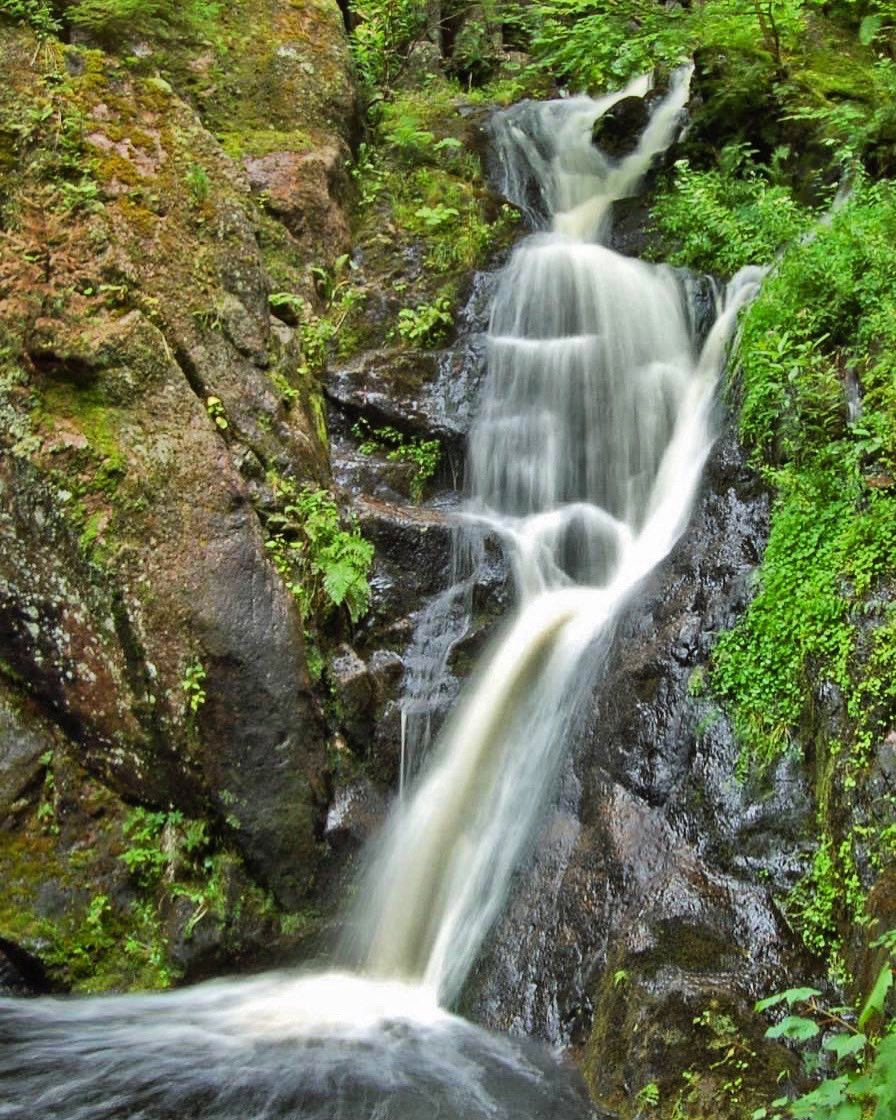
<box><xmin>0</xmin><ymin>0</ymin><xmax>359</xmax><ymax>987</ymax></box>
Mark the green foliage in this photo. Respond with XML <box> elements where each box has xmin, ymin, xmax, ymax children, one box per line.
<box><xmin>754</xmin><ymin>948</ymin><xmax>896</xmax><ymax>1120</ymax></box>
<box><xmin>349</xmin><ymin>0</ymin><xmax>428</xmax><ymax>95</ymax></box>
<box><xmin>396</xmin><ymin>296</ymin><xmax>454</xmax><ymax>346</ymax></box>
<box><xmin>180</xmin><ymin>656</ymin><xmax>207</xmax><ymax>713</ymax></box>
<box><xmin>0</xmin><ymin>0</ymin><xmax>60</xmax><ymax>35</ymax></box>
<box><xmin>414</xmin><ymin>203</ymin><xmax>460</xmax><ymax>229</ymax></box>
<box><xmin>120</xmin><ymin>807</ymin><xmax>246</xmax><ymax>952</ymax></box>
<box><xmin>636</xmin><ymin>1080</ymin><xmax>661</xmax><ymax>1107</ymax></box>
<box><xmin>511</xmin><ymin>0</ymin><xmax>815</xmax><ymax>90</ymax></box>
<box><xmin>264</xmin><ymin>476</ymin><xmax>374</xmax><ymax>624</ymax></box>
<box><xmin>711</xmin><ymin>179</ymin><xmax>896</xmax><ymax>778</ymax></box>
<box><xmin>522</xmin><ymin>0</ymin><xmax>690</xmax><ymax>89</ymax></box>
<box><xmin>783</xmin><ymin>835</ymin><xmax>864</xmax><ymax>964</ymax></box>
<box><xmin>185</xmin><ymin>162</ymin><xmax>210</xmax><ymax>204</ymax></box>
<box><xmin>650</xmin><ymin>146</ymin><xmax>813</xmax><ymax>275</ymax></box>
<box><xmin>205</xmin><ymin>395</ymin><xmax>228</xmax><ymax>431</ymax></box>
<box><xmin>299</xmin><ymin>256</ymin><xmax>365</xmax><ymax>373</ymax></box>
<box><xmin>352</xmin><ymin>418</ymin><xmax>441</xmax><ymax>501</ymax></box>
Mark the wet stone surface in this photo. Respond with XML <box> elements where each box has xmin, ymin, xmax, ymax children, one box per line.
<box><xmin>461</xmin><ymin>426</ymin><xmax>814</xmax><ymax>1102</ymax></box>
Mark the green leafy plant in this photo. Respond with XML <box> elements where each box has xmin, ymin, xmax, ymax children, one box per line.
<box><xmin>396</xmin><ymin>297</ymin><xmax>454</xmax><ymax>346</ymax></box>
<box><xmin>753</xmin><ymin>945</ymin><xmax>896</xmax><ymax>1120</ymax></box>
<box><xmin>0</xmin><ymin>0</ymin><xmax>60</xmax><ymax>36</ymax></box>
<box><xmin>414</xmin><ymin>203</ymin><xmax>460</xmax><ymax>230</ymax></box>
<box><xmin>36</xmin><ymin>749</ymin><xmax>58</xmax><ymax>834</ymax></box>
<box><xmin>352</xmin><ymin>418</ymin><xmax>441</xmax><ymax>501</ymax></box>
<box><xmin>205</xmin><ymin>395</ymin><xmax>228</xmax><ymax>431</ymax></box>
<box><xmin>185</xmin><ymin>162</ymin><xmax>210</xmax><ymax>204</ymax></box>
<box><xmin>264</xmin><ymin>476</ymin><xmax>374</xmax><ymax>623</ymax></box>
<box><xmin>181</xmin><ymin>656</ymin><xmax>207</xmax><ymax>713</ymax></box>
<box><xmin>119</xmin><ymin>807</ymin><xmax>236</xmax><ymax>943</ymax></box>
<box><xmin>636</xmin><ymin>1080</ymin><xmax>661</xmax><ymax>1108</ymax></box>
<box><xmin>349</xmin><ymin>0</ymin><xmax>429</xmax><ymax>96</ymax></box>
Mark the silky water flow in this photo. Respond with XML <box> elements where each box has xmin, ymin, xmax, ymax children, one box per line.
<box><xmin>0</xmin><ymin>72</ymin><xmax>763</xmax><ymax>1120</ymax></box>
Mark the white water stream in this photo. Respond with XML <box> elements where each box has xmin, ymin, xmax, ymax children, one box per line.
<box><xmin>0</xmin><ymin>73</ymin><xmax>762</xmax><ymax>1119</ymax></box>
<box><xmin>351</xmin><ymin>68</ymin><xmax>762</xmax><ymax>1007</ymax></box>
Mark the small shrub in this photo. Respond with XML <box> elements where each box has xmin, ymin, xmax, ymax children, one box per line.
<box><xmin>650</xmin><ymin>147</ymin><xmax>813</xmax><ymax>276</ymax></box>
<box><xmin>181</xmin><ymin>656</ymin><xmax>207</xmax><ymax>713</ymax></box>
<box><xmin>185</xmin><ymin>162</ymin><xmax>210</xmax><ymax>204</ymax></box>
<box><xmin>352</xmin><ymin>418</ymin><xmax>441</xmax><ymax>501</ymax></box>
<box><xmin>0</xmin><ymin>0</ymin><xmax>60</xmax><ymax>36</ymax></box>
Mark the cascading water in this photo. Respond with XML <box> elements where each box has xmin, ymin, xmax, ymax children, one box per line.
<box><xmin>0</xmin><ymin>73</ymin><xmax>762</xmax><ymax>1119</ymax></box>
<box><xmin>349</xmin><ymin>68</ymin><xmax>762</xmax><ymax>1008</ymax></box>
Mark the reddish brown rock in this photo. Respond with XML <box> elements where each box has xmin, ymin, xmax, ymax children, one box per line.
<box><xmin>244</xmin><ymin>145</ymin><xmax>352</xmax><ymax>256</ymax></box>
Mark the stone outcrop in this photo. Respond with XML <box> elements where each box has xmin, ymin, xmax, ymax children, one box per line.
<box><xmin>0</xmin><ymin>1</ymin><xmax>357</xmax><ymax>984</ymax></box>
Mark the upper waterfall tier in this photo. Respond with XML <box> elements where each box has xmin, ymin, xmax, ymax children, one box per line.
<box><xmin>488</xmin><ymin>67</ymin><xmax>692</xmax><ymax>238</ymax></box>
<box><xmin>471</xmin><ymin>238</ymin><xmax>694</xmax><ymax>532</ymax></box>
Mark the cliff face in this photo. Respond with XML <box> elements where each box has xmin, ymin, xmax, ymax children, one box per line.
<box><xmin>0</xmin><ymin>3</ymin><xmax>358</xmax><ymax>987</ymax></box>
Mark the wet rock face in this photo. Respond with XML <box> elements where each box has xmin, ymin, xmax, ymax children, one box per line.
<box><xmin>462</xmin><ymin>428</ymin><xmax>813</xmax><ymax>1110</ymax></box>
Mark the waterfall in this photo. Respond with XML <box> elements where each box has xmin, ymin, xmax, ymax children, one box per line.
<box><xmin>0</xmin><ymin>72</ymin><xmax>763</xmax><ymax>1120</ymax></box>
<box><xmin>349</xmin><ymin>67</ymin><xmax>762</xmax><ymax>1007</ymax></box>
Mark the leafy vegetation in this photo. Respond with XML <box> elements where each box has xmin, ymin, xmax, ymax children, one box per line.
<box><xmin>710</xmin><ymin>179</ymin><xmax>896</xmax><ymax>771</ymax></box>
<box><xmin>180</xmin><ymin>657</ymin><xmax>207</xmax><ymax>714</ymax></box>
<box><xmin>0</xmin><ymin>0</ymin><xmax>59</xmax><ymax>36</ymax></box>
<box><xmin>352</xmin><ymin>418</ymin><xmax>442</xmax><ymax>501</ymax></box>
<box><xmin>650</xmin><ymin>169</ymin><xmax>895</xmax><ymax>979</ymax></box>
<box><xmin>263</xmin><ymin>475</ymin><xmax>374</xmax><ymax>625</ymax></box>
<box><xmin>753</xmin><ymin>941</ymin><xmax>896</xmax><ymax>1120</ymax></box>
<box><xmin>349</xmin><ymin>0</ymin><xmax>429</xmax><ymax>96</ymax></box>
<box><xmin>649</xmin><ymin>145</ymin><xmax>813</xmax><ymax>275</ymax></box>
<box><xmin>396</xmin><ymin>296</ymin><xmax>454</xmax><ymax>346</ymax></box>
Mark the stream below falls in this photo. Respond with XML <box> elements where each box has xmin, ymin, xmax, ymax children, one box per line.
<box><xmin>0</xmin><ymin>71</ymin><xmax>765</xmax><ymax>1120</ymax></box>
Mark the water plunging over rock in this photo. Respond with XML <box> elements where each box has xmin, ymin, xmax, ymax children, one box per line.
<box><xmin>345</xmin><ymin>69</ymin><xmax>767</xmax><ymax>1016</ymax></box>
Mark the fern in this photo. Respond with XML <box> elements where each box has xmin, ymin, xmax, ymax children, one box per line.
<box><xmin>265</xmin><ymin>479</ymin><xmax>374</xmax><ymax>625</ymax></box>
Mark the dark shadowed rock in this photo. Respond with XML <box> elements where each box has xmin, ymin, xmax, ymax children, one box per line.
<box><xmin>592</xmin><ymin>97</ymin><xmax>649</xmax><ymax>158</ymax></box>
<box><xmin>0</xmin><ymin>685</ymin><xmax>59</xmax><ymax>819</ymax></box>
<box><xmin>0</xmin><ymin>937</ymin><xmax>52</xmax><ymax>996</ymax></box>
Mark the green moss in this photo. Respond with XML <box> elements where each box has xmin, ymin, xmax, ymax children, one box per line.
<box><xmin>39</xmin><ymin>382</ymin><xmax>123</xmax><ymax>461</ymax></box>
<box><xmin>217</xmin><ymin>126</ymin><xmax>313</xmax><ymax>160</ymax></box>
